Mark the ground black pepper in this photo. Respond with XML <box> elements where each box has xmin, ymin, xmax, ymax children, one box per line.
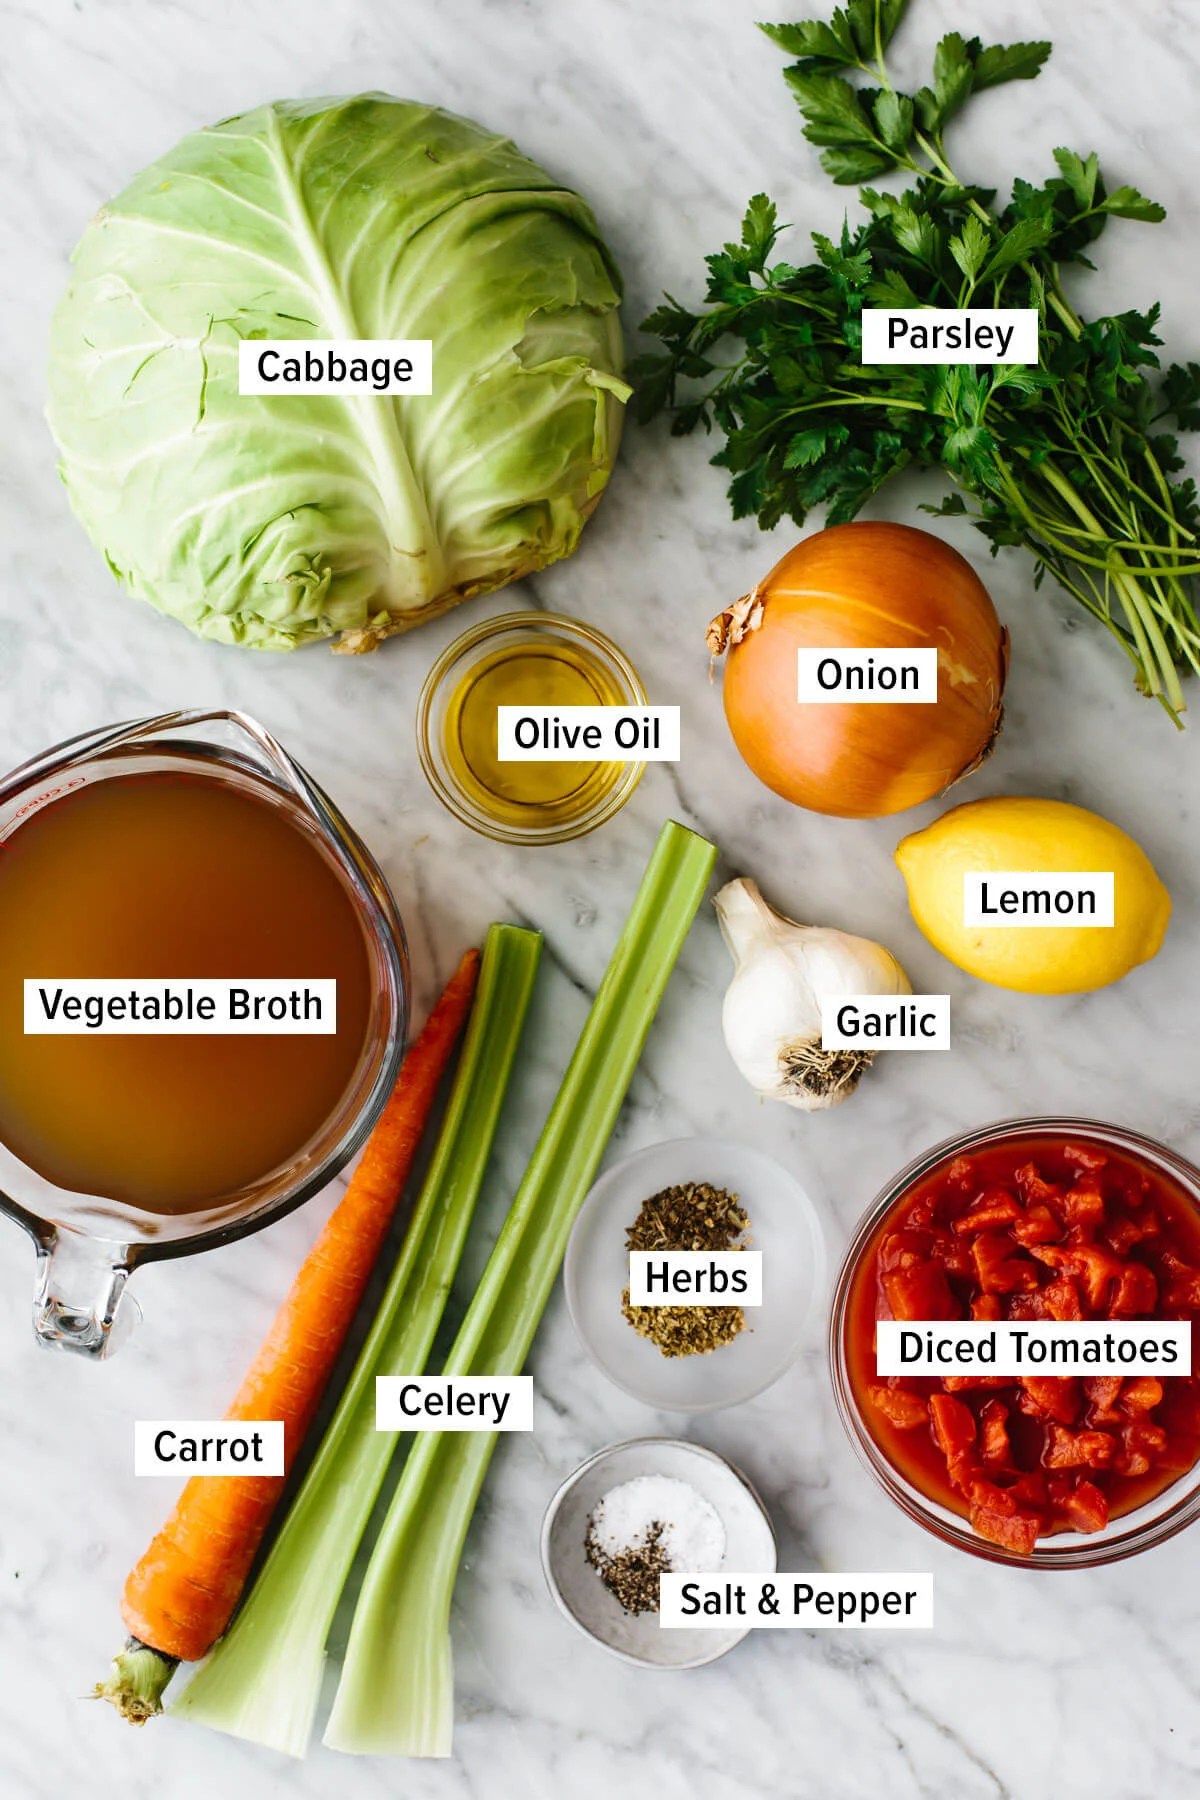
<box><xmin>584</xmin><ymin>1519</ymin><xmax>671</xmax><ymax>1615</ymax></box>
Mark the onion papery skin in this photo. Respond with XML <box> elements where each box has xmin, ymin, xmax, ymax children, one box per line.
<box><xmin>716</xmin><ymin>522</ymin><xmax>1009</xmax><ymax>819</ymax></box>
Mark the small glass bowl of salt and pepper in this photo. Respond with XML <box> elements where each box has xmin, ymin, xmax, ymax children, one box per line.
<box><xmin>539</xmin><ymin>1438</ymin><xmax>777</xmax><ymax>1669</ymax></box>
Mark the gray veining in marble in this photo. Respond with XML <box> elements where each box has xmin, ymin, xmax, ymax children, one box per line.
<box><xmin>2</xmin><ymin>1</ymin><xmax>1199</xmax><ymax>1795</ymax></box>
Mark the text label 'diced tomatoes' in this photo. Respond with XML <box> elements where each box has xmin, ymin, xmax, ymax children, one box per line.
<box><xmin>845</xmin><ymin>1135</ymin><xmax>1200</xmax><ymax>1555</ymax></box>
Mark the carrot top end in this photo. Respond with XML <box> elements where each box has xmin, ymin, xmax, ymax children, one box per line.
<box><xmin>94</xmin><ymin>1641</ymin><xmax>178</xmax><ymax>1725</ymax></box>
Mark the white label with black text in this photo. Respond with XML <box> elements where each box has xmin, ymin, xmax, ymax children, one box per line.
<box><xmin>797</xmin><ymin>647</ymin><xmax>938</xmax><ymax>703</ymax></box>
<box><xmin>821</xmin><ymin>994</ymin><xmax>951</xmax><ymax>1051</ymax></box>
<box><xmin>659</xmin><ymin>1573</ymin><xmax>933</xmax><ymax>1630</ymax></box>
<box><xmin>496</xmin><ymin>706</ymin><xmax>680</xmax><ymax>762</ymax></box>
<box><xmin>24</xmin><ymin>979</ymin><xmax>337</xmax><ymax>1035</ymax></box>
<box><xmin>627</xmin><ymin>1250</ymin><xmax>763</xmax><ymax>1307</ymax></box>
<box><xmin>376</xmin><ymin>1376</ymin><xmax>533</xmax><ymax>1432</ymax></box>
<box><xmin>861</xmin><ymin>308</ymin><xmax>1038</xmax><ymax>364</ymax></box>
<box><xmin>238</xmin><ymin>339</ymin><xmax>433</xmax><ymax>394</ymax></box>
<box><xmin>877</xmin><ymin>1320</ymin><xmax>1189</xmax><ymax>1377</ymax></box>
<box><xmin>134</xmin><ymin>1421</ymin><xmax>284</xmax><ymax>1477</ymax></box>
<box><xmin>962</xmin><ymin>872</ymin><xmax>1115</xmax><ymax>928</ymax></box>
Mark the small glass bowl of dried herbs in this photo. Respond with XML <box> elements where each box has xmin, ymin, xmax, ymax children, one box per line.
<box><xmin>564</xmin><ymin>1137</ymin><xmax>825</xmax><ymax>1413</ymax></box>
<box><xmin>620</xmin><ymin>1181</ymin><xmax>751</xmax><ymax>1359</ymax></box>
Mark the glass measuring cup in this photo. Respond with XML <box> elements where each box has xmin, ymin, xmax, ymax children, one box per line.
<box><xmin>0</xmin><ymin>709</ymin><xmax>409</xmax><ymax>1358</ymax></box>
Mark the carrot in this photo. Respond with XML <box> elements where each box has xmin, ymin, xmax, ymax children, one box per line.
<box><xmin>97</xmin><ymin>950</ymin><xmax>479</xmax><ymax>1723</ymax></box>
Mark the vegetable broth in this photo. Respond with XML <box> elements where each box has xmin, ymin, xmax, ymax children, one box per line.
<box><xmin>0</xmin><ymin>770</ymin><xmax>373</xmax><ymax>1213</ymax></box>
<box><xmin>441</xmin><ymin>636</ymin><xmax>625</xmax><ymax>830</ymax></box>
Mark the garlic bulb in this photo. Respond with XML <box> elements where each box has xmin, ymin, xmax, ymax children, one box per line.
<box><xmin>714</xmin><ymin>877</ymin><xmax>911</xmax><ymax>1110</ymax></box>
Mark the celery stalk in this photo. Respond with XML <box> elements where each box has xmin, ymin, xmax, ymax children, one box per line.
<box><xmin>174</xmin><ymin>923</ymin><xmax>542</xmax><ymax>1755</ymax></box>
<box><xmin>323</xmin><ymin>820</ymin><xmax>717</xmax><ymax>1757</ymax></box>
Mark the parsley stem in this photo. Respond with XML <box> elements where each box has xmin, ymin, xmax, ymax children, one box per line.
<box><xmin>1029</xmin><ymin>513</ymin><xmax>1200</xmax><ymax>574</ymax></box>
<box><xmin>781</xmin><ymin>393</ymin><xmax>929</xmax><ymax>417</ymax></box>
<box><xmin>993</xmin><ymin>446</ymin><xmax>1200</xmax><ymax>691</ymax></box>
<box><xmin>1010</xmin><ymin>463</ymin><xmax>1200</xmax><ymax>581</ymax></box>
<box><xmin>872</xmin><ymin>3</ymin><xmax>890</xmax><ymax>89</ymax></box>
<box><xmin>1132</xmin><ymin>441</ymin><xmax>1198</xmax><ymax>545</ymax></box>
<box><xmin>1065</xmin><ymin>434</ymin><xmax>1196</xmax><ymax>543</ymax></box>
<box><xmin>1022</xmin><ymin>456</ymin><xmax>1186</xmax><ymax>707</ymax></box>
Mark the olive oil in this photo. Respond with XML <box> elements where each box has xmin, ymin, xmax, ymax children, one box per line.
<box><xmin>0</xmin><ymin>770</ymin><xmax>373</xmax><ymax>1214</ymax></box>
<box><xmin>441</xmin><ymin>635</ymin><xmax>627</xmax><ymax>832</ymax></box>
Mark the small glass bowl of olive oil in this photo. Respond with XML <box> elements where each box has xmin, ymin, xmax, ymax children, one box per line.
<box><xmin>417</xmin><ymin>612</ymin><xmax>649</xmax><ymax>844</ymax></box>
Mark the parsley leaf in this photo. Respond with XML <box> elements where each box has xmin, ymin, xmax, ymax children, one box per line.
<box><xmin>1052</xmin><ymin>147</ymin><xmax>1099</xmax><ymax>210</ymax></box>
<box><xmin>949</xmin><ymin>214</ymin><xmax>990</xmax><ymax>282</ymax></box>
<box><xmin>1102</xmin><ymin>186</ymin><xmax>1168</xmax><ymax>223</ymax></box>
<box><xmin>972</xmin><ymin>40</ymin><xmax>1051</xmax><ymax>88</ymax></box>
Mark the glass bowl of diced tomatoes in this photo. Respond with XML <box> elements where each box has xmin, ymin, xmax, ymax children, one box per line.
<box><xmin>830</xmin><ymin>1118</ymin><xmax>1200</xmax><ymax>1567</ymax></box>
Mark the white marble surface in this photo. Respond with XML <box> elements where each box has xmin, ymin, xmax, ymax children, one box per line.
<box><xmin>3</xmin><ymin>0</ymin><xmax>1200</xmax><ymax>1794</ymax></box>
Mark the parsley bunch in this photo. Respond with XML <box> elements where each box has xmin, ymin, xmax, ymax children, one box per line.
<box><xmin>634</xmin><ymin>1</ymin><xmax>1200</xmax><ymax>720</ymax></box>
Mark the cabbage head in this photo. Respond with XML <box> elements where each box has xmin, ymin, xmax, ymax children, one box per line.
<box><xmin>47</xmin><ymin>96</ymin><xmax>628</xmax><ymax>651</ymax></box>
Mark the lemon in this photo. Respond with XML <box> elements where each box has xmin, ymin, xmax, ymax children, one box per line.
<box><xmin>895</xmin><ymin>796</ymin><xmax>1170</xmax><ymax>994</ymax></box>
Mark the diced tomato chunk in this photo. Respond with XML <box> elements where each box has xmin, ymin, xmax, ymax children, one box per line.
<box><xmin>879</xmin><ymin>1229</ymin><xmax>932</xmax><ymax>1273</ymax></box>
<box><xmin>867</xmin><ymin>1385</ymin><xmax>929</xmax><ymax>1430</ymax></box>
<box><xmin>942</xmin><ymin>1157</ymin><xmax>977</xmax><ymax>1194</ymax></box>
<box><xmin>1011</xmin><ymin>1205</ymin><xmax>1062</xmax><ymax>1247</ymax></box>
<box><xmin>1110</xmin><ymin>1262</ymin><xmax>1158</xmax><ymax>1317</ymax></box>
<box><xmin>929</xmin><ymin>1392</ymin><xmax>976</xmax><ymax>1461</ymax></box>
<box><xmin>1050</xmin><ymin>1475</ymin><xmax>1109</xmax><ymax>1534</ymax></box>
<box><xmin>882</xmin><ymin>1260</ymin><xmax>959</xmax><ymax>1321</ymax></box>
<box><xmin>953</xmin><ymin>1189</ymin><xmax>1021</xmax><ymax>1235</ymax></box>
<box><xmin>1041</xmin><ymin>1277</ymin><xmax>1084</xmax><ymax>1321</ymax></box>
<box><xmin>1030</xmin><ymin>1243</ymin><xmax>1123</xmax><ymax>1310</ymax></box>
<box><xmin>926</xmin><ymin>1230</ymin><xmax>974</xmax><ymax>1279</ymax></box>
<box><xmin>969</xmin><ymin>1503</ymin><xmax>1042</xmax><ymax>1555</ymax></box>
<box><xmin>979</xmin><ymin>1400</ymin><xmax>1011</xmax><ymax>1467</ymax></box>
<box><xmin>1106</xmin><ymin>1211</ymin><xmax>1159</xmax><ymax>1254</ymax></box>
<box><xmin>1015</xmin><ymin>1162</ymin><xmax>1061</xmax><ymax>1206</ymax></box>
<box><xmin>1162</xmin><ymin>1251</ymin><xmax>1200</xmax><ymax>1311</ymax></box>
<box><xmin>1043</xmin><ymin>1424</ymin><xmax>1116</xmax><ymax>1470</ymax></box>
<box><xmin>1081</xmin><ymin>1245</ymin><xmax>1127</xmax><ymax>1309</ymax></box>
<box><xmin>1008</xmin><ymin>1470</ymin><xmax>1049</xmax><ymax>1508</ymax></box>
<box><xmin>1120</xmin><ymin>1376</ymin><xmax>1164</xmax><ymax>1415</ymax></box>
<box><xmin>972</xmin><ymin>1233</ymin><xmax>1039</xmax><ymax>1295</ymax></box>
<box><xmin>1083</xmin><ymin>1375</ymin><xmax>1123</xmax><ymax>1423</ymax></box>
<box><xmin>928</xmin><ymin>1389</ymin><xmax>978</xmax><ymax>1490</ymax></box>
<box><xmin>1063</xmin><ymin>1143</ymin><xmax>1108</xmax><ymax>1173</ymax></box>
<box><xmin>942</xmin><ymin>1373</ymin><xmax>1008</xmax><ymax>1392</ymax></box>
<box><xmin>964</xmin><ymin>1473</ymin><xmax>1016</xmax><ymax>1515</ymax></box>
<box><xmin>1059</xmin><ymin>1176</ymin><xmax>1106</xmax><ymax>1232</ymax></box>
<box><xmin>1018</xmin><ymin>1376</ymin><xmax>1080</xmax><ymax>1424</ymax></box>
<box><xmin>902</xmin><ymin>1194</ymin><xmax>939</xmax><ymax>1229</ymax></box>
<box><xmin>1115</xmin><ymin>1419</ymin><xmax>1169</xmax><ymax>1477</ymax></box>
<box><xmin>971</xmin><ymin>1293</ymin><xmax>1003</xmax><ymax>1321</ymax></box>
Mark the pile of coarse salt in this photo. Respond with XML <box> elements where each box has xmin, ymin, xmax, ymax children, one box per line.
<box><xmin>588</xmin><ymin>1474</ymin><xmax>726</xmax><ymax>1572</ymax></box>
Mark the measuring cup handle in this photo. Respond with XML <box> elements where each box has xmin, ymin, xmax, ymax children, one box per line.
<box><xmin>32</xmin><ymin>1229</ymin><xmax>140</xmax><ymax>1358</ymax></box>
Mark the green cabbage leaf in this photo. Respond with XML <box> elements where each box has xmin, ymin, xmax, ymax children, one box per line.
<box><xmin>47</xmin><ymin>96</ymin><xmax>627</xmax><ymax>650</ymax></box>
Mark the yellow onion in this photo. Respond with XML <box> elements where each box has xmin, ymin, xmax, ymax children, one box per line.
<box><xmin>708</xmin><ymin>522</ymin><xmax>1009</xmax><ymax>819</ymax></box>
